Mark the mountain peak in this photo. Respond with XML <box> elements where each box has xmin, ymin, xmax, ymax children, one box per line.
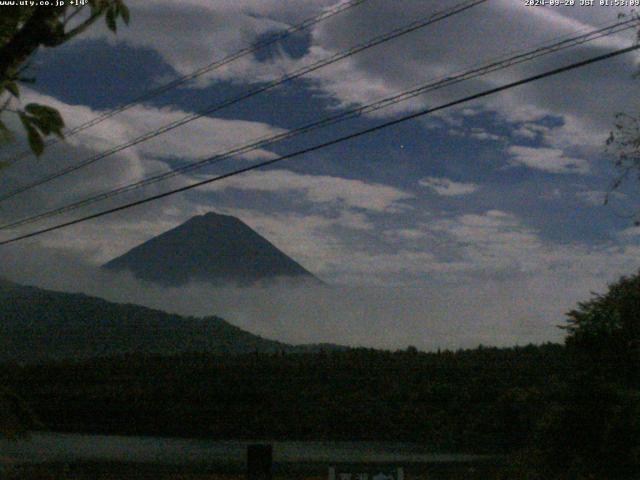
<box><xmin>197</xmin><ymin>211</ymin><xmax>236</xmax><ymax>221</ymax></box>
<box><xmin>103</xmin><ymin>212</ymin><xmax>320</xmax><ymax>287</ymax></box>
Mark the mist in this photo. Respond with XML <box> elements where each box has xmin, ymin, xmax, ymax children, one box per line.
<box><xmin>0</xmin><ymin>243</ymin><xmax>604</xmax><ymax>351</ymax></box>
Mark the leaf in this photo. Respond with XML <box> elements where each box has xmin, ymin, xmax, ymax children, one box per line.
<box><xmin>29</xmin><ymin>116</ymin><xmax>52</xmax><ymax>136</ymax></box>
<box><xmin>105</xmin><ymin>8</ymin><xmax>117</xmax><ymax>32</ymax></box>
<box><xmin>24</xmin><ymin>103</ymin><xmax>65</xmax><ymax>138</ymax></box>
<box><xmin>26</xmin><ymin>124</ymin><xmax>44</xmax><ymax>156</ymax></box>
<box><xmin>19</xmin><ymin>113</ymin><xmax>44</xmax><ymax>157</ymax></box>
<box><xmin>25</xmin><ymin>103</ymin><xmax>59</xmax><ymax>117</ymax></box>
<box><xmin>113</xmin><ymin>1</ymin><xmax>130</xmax><ymax>25</ymax></box>
<box><xmin>120</xmin><ymin>3</ymin><xmax>130</xmax><ymax>24</ymax></box>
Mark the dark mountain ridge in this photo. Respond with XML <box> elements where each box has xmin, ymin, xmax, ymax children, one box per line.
<box><xmin>103</xmin><ymin>212</ymin><xmax>320</xmax><ymax>287</ymax></box>
<box><xmin>0</xmin><ymin>280</ymin><xmax>340</xmax><ymax>363</ymax></box>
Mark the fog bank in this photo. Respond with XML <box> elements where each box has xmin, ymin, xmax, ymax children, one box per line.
<box><xmin>0</xmin><ymin>244</ymin><xmax>608</xmax><ymax>350</ymax></box>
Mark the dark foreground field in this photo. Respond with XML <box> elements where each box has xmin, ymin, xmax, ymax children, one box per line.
<box><xmin>3</xmin><ymin>459</ymin><xmax>506</xmax><ymax>480</ymax></box>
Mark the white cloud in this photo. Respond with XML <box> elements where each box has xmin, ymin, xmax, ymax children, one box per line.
<box><xmin>70</xmin><ymin>0</ymin><xmax>639</xmax><ymax>155</ymax></box>
<box><xmin>0</xmin><ymin>89</ymin><xmax>286</xmax><ymax>230</ymax></box>
<box><xmin>204</xmin><ymin>169</ymin><xmax>413</xmax><ymax>212</ymax></box>
<box><xmin>469</xmin><ymin>128</ymin><xmax>503</xmax><ymax>142</ymax></box>
<box><xmin>385</xmin><ymin>227</ymin><xmax>430</xmax><ymax>241</ymax></box>
<box><xmin>507</xmin><ymin>145</ymin><xmax>590</xmax><ymax>174</ymax></box>
<box><xmin>303</xmin><ymin>0</ymin><xmax>637</xmax><ymax>155</ymax></box>
<box><xmin>424</xmin><ymin>209</ymin><xmax>640</xmax><ymax>287</ymax></box>
<box><xmin>79</xmin><ymin>0</ymin><xmax>346</xmax><ymax>87</ymax></box>
<box><xmin>428</xmin><ymin>210</ymin><xmax>543</xmax><ymax>273</ymax></box>
<box><xmin>512</xmin><ymin>122</ymin><xmax>550</xmax><ymax>140</ymax></box>
<box><xmin>419</xmin><ymin>176</ymin><xmax>479</xmax><ymax>196</ymax></box>
<box><xmin>20</xmin><ymin>89</ymin><xmax>285</xmax><ymax>163</ymax></box>
<box><xmin>63</xmin><ymin>0</ymin><xmax>639</xmax><ymax>162</ymax></box>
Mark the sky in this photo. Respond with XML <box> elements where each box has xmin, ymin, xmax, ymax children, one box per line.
<box><xmin>2</xmin><ymin>0</ymin><xmax>640</xmax><ymax>350</ymax></box>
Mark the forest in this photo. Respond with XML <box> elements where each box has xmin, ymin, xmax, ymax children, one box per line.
<box><xmin>0</xmin><ymin>343</ymin><xmax>567</xmax><ymax>453</ymax></box>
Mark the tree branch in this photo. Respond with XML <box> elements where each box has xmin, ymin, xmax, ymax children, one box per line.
<box><xmin>60</xmin><ymin>10</ymin><xmax>105</xmax><ymax>43</ymax></box>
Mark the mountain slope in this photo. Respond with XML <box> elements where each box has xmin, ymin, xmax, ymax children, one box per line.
<box><xmin>103</xmin><ymin>212</ymin><xmax>319</xmax><ymax>287</ymax></box>
<box><xmin>0</xmin><ymin>280</ymin><xmax>307</xmax><ymax>363</ymax></box>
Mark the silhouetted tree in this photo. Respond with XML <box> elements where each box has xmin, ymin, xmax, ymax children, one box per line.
<box><xmin>532</xmin><ymin>272</ymin><xmax>640</xmax><ymax>479</ymax></box>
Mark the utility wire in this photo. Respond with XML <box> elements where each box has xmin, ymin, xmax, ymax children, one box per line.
<box><xmin>0</xmin><ymin>0</ymin><xmax>488</xmax><ymax>203</ymax></box>
<box><xmin>0</xmin><ymin>0</ymin><xmax>370</xmax><ymax>167</ymax></box>
<box><xmin>0</xmin><ymin>18</ymin><xmax>635</xmax><ymax>232</ymax></box>
<box><xmin>1</xmin><ymin>43</ymin><xmax>637</xmax><ymax>246</ymax></box>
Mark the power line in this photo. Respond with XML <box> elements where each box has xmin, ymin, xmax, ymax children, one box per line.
<box><xmin>1</xmin><ymin>0</ymin><xmax>485</xmax><ymax>200</ymax></box>
<box><xmin>0</xmin><ymin>0</ymin><xmax>488</xmax><ymax>203</ymax></box>
<box><xmin>1</xmin><ymin>43</ymin><xmax>637</xmax><ymax>247</ymax></box>
<box><xmin>1</xmin><ymin>17</ymin><xmax>635</xmax><ymax>232</ymax></box>
<box><xmin>0</xmin><ymin>0</ymin><xmax>370</xmax><ymax>167</ymax></box>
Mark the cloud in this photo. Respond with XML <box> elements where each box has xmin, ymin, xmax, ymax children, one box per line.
<box><xmin>0</xmin><ymin>244</ymin><xmax>594</xmax><ymax>349</ymax></box>
<box><xmin>429</xmin><ymin>210</ymin><xmax>543</xmax><ymax>273</ymax></box>
<box><xmin>204</xmin><ymin>169</ymin><xmax>413</xmax><ymax>212</ymax></box>
<box><xmin>469</xmin><ymin>128</ymin><xmax>503</xmax><ymax>142</ymax></box>
<box><xmin>2</xmin><ymin>239</ymin><xmax>640</xmax><ymax>351</ymax></box>
<box><xmin>507</xmin><ymin>145</ymin><xmax>590</xmax><ymax>174</ymax></box>
<box><xmin>303</xmin><ymin>0</ymin><xmax>636</xmax><ymax>158</ymax></box>
<box><xmin>78</xmin><ymin>0</ymin><xmax>345</xmax><ymax>87</ymax></box>
<box><xmin>64</xmin><ymin>0</ymin><xmax>637</xmax><ymax>174</ymax></box>
<box><xmin>426</xmin><ymin>210</ymin><xmax>640</xmax><ymax>287</ymax></box>
<box><xmin>512</xmin><ymin>122</ymin><xmax>551</xmax><ymax>140</ymax></box>
<box><xmin>418</xmin><ymin>176</ymin><xmax>479</xmax><ymax>196</ymax></box>
<box><xmin>20</xmin><ymin>89</ymin><xmax>285</xmax><ymax>163</ymax></box>
<box><xmin>71</xmin><ymin>0</ymin><xmax>638</xmax><ymax>152</ymax></box>
<box><xmin>0</xmin><ymin>89</ymin><xmax>286</xmax><ymax>235</ymax></box>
